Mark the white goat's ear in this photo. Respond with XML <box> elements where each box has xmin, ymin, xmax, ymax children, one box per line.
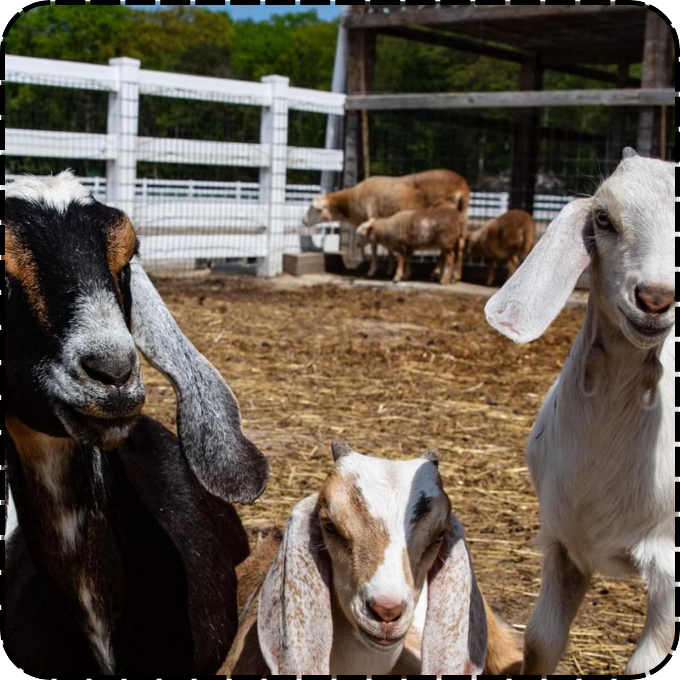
<box><xmin>622</xmin><ymin>146</ymin><xmax>639</xmax><ymax>160</ymax></box>
<box><xmin>422</xmin><ymin>514</ymin><xmax>487</xmax><ymax>675</ymax></box>
<box><xmin>485</xmin><ymin>198</ymin><xmax>593</xmax><ymax>344</ymax></box>
<box><xmin>258</xmin><ymin>494</ymin><xmax>333</xmax><ymax>675</ymax></box>
<box><xmin>331</xmin><ymin>439</ymin><xmax>353</xmax><ymax>461</ymax></box>
<box><xmin>129</xmin><ymin>257</ymin><xmax>269</xmax><ymax>504</ymax></box>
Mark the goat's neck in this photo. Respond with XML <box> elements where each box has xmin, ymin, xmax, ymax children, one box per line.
<box><xmin>329</xmin><ymin>600</ymin><xmax>405</xmax><ymax>675</ymax></box>
<box><xmin>574</xmin><ymin>297</ymin><xmax>666</xmax><ymax>408</ymax></box>
<box><xmin>5</xmin><ymin>417</ymin><xmax>122</xmax><ymax>672</ymax></box>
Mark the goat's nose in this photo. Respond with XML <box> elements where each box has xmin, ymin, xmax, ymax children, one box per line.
<box><xmin>368</xmin><ymin>597</ymin><xmax>405</xmax><ymax>623</ymax></box>
<box><xmin>635</xmin><ymin>284</ymin><xmax>675</xmax><ymax>315</ymax></box>
<box><xmin>81</xmin><ymin>352</ymin><xmax>136</xmax><ymax>387</ymax></box>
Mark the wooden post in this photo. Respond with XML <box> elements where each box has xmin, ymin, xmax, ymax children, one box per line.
<box><xmin>343</xmin><ymin>6</ymin><xmax>375</xmax><ymax>189</ymax></box>
<box><xmin>607</xmin><ymin>63</ymin><xmax>630</xmax><ymax>173</ymax></box>
<box><xmin>257</xmin><ymin>75</ymin><xmax>290</xmax><ymax>278</ymax></box>
<box><xmin>637</xmin><ymin>11</ymin><xmax>672</xmax><ymax>157</ymax></box>
<box><xmin>107</xmin><ymin>57</ymin><xmax>140</xmax><ymax>217</ymax></box>
<box><xmin>509</xmin><ymin>55</ymin><xmax>542</xmax><ymax>214</ymax></box>
<box><xmin>342</xmin><ymin>6</ymin><xmax>373</xmax><ymax>268</ymax></box>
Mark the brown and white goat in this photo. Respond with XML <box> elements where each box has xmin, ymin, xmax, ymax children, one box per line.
<box><xmin>302</xmin><ymin>169</ymin><xmax>471</xmax><ymax>277</ymax></box>
<box><xmin>220</xmin><ymin>442</ymin><xmax>522</xmax><ymax>677</ymax></box>
<box><xmin>356</xmin><ymin>206</ymin><xmax>465</xmax><ymax>284</ymax></box>
<box><xmin>4</xmin><ymin>172</ymin><xmax>269</xmax><ymax>675</ymax></box>
<box><xmin>466</xmin><ymin>209</ymin><xmax>536</xmax><ymax>286</ymax></box>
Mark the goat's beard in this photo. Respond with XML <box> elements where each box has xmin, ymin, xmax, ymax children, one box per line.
<box><xmin>54</xmin><ymin>401</ymin><xmax>140</xmax><ymax>450</ymax></box>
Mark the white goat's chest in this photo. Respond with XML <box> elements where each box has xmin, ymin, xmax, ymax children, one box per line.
<box><xmin>527</xmin><ymin>354</ymin><xmax>674</xmax><ymax>576</ymax></box>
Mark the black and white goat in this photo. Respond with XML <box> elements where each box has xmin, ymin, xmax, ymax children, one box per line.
<box><xmin>3</xmin><ymin>172</ymin><xmax>269</xmax><ymax>675</ymax></box>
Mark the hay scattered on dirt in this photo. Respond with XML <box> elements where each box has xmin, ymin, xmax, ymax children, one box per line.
<box><xmin>143</xmin><ymin>275</ymin><xmax>646</xmax><ymax>676</ymax></box>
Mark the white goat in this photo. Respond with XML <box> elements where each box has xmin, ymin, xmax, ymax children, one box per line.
<box><xmin>220</xmin><ymin>442</ymin><xmax>522</xmax><ymax>677</ymax></box>
<box><xmin>485</xmin><ymin>148</ymin><xmax>675</xmax><ymax>675</ymax></box>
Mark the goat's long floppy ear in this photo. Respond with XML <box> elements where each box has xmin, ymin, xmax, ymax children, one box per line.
<box><xmin>485</xmin><ymin>198</ymin><xmax>593</xmax><ymax>344</ymax></box>
<box><xmin>129</xmin><ymin>257</ymin><xmax>268</xmax><ymax>504</ymax></box>
<box><xmin>258</xmin><ymin>494</ymin><xmax>333</xmax><ymax>675</ymax></box>
<box><xmin>422</xmin><ymin>514</ymin><xmax>487</xmax><ymax>675</ymax></box>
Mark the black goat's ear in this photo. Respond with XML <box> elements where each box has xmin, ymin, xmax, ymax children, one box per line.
<box><xmin>331</xmin><ymin>440</ymin><xmax>353</xmax><ymax>462</ymax></box>
<box><xmin>422</xmin><ymin>448</ymin><xmax>440</xmax><ymax>466</ymax></box>
<box><xmin>129</xmin><ymin>257</ymin><xmax>268</xmax><ymax>504</ymax></box>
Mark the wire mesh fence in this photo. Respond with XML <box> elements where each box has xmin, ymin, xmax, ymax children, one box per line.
<box><xmin>339</xmin><ymin>102</ymin><xmax>674</xmax><ymax>281</ymax></box>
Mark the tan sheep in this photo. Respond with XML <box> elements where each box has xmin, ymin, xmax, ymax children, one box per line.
<box><xmin>356</xmin><ymin>206</ymin><xmax>464</xmax><ymax>284</ymax></box>
<box><xmin>466</xmin><ymin>209</ymin><xmax>536</xmax><ymax>286</ymax></box>
<box><xmin>302</xmin><ymin>170</ymin><xmax>471</xmax><ymax>277</ymax></box>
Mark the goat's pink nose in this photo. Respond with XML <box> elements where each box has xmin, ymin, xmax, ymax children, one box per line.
<box><xmin>368</xmin><ymin>597</ymin><xmax>405</xmax><ymax>623</ymax></box>
<box><xmin>635</xmin><ymin>284</ymin><xmax>675</xmax><ymax>315</ymax></box>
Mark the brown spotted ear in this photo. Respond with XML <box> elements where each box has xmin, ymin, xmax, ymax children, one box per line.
<box><xmin>258</xmin><ymin>494</ymin><xmax>333</xmax><ymax>675</ymax></box>
<box><xmin>421</xmin><ymin>514</ymin><xmax>487</xmax><ymax>675</ymax></box>
<box><xmin>129</xmin><ymin>257</ymin><xmax>268</xmax><ymax>504</ymax></box>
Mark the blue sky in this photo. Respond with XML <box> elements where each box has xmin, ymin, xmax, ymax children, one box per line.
<box><xmin>129</xmin><ymin>2</ymin><xmax>342</xmax><ymax>22</ymax></box>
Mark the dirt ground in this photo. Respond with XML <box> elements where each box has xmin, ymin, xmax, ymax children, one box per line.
<box><xmin>143</xmin><ymin>275</ymin><xmax>646</xmax><ymax>676</ymax></box>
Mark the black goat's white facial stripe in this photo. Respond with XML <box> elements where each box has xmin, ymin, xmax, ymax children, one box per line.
<box><xmin>6</xmin><ymin>170</ymin><xmax>93</xmax><ymax>213</ymax></box>
<box><xmin>45</xmin><ymin>288</ymin><xmax>142</xmax><ymax>419</ymax></box>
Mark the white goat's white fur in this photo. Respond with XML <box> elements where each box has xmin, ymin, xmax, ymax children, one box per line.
<box><xmin>486</xmin><ymin>151</ymin><xmax>675</xmax><ymax>675</ymax></box>
<box><xmin>6</xmin><ymin>170</ymin><xmax>93</xmax><ymax>212</ymax></box>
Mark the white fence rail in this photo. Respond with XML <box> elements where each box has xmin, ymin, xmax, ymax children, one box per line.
<box><xmin>4</xmin><ymin>55</ymin><xmax>345</xmax><ymax>274</ymax></box>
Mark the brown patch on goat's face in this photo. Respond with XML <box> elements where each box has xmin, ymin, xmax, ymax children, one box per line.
<box><xmin>318</xmin><ymin>470</ymin><xmax>391</xmax><ymax>587</ymax></box>
<box><xmin>4</xmin><ymin>229</ymin><xmax>50</xmax><ymax>328</ymax></box>
<box><xmin>106</xmin><ymin>216</ymin><xmax>137</xmax><ymax>275</ymax></box>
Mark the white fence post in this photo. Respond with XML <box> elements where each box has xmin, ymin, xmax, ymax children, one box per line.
<box><xmin>257</xmin><ymin>75</ymin><xmax>290</xmax><ymax>278</ymax></box>
<box><xmin>107</xmin><ymin>57</ymin><xmax>140</xmax><ymax>217</ymax></box>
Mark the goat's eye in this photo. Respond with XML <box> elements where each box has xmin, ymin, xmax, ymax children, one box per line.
<box><xmin>594</xmin><ymin>210</ymin><xmax>615</xmax><ymax>233</ymax></box>
<box><xmin>322</xmin><ymin>519</ymin><xmax>338</xmax><ymax>535</ymax></box>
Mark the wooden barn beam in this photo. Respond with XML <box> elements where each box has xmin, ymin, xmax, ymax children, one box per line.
<box><xmin>345</xmin><ymin>88</ymin><xmax>674</xmax><ymax>111</ymax></box>
<box><xmin>376</xmin><ymin>26</ymin><xmax>641</xmax><ymax>86</ymax></box>
<box><xmin>345</xmin><ymin>4</ymin><xmax>640</xmax><ymax>31</ymax></box>
<box><xmin>637</xmin><ymin>11</ymin><xmax>673</xmax><ymax>158</ymax></box>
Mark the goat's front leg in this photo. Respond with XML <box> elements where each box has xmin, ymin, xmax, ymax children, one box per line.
<box><xmin>393</xmin><ymin>252</ymin><xmax>406</xmax><ymax>282</ymax></box>
<box><xmin>506</xmin><ymin>254</ymin><xmax>520</xmax><ymax>280</ymax></box>
<box><xmin>455</xmin><ymin>237</ymin><xmax>465</xmax><ymax>281</ymax></box>
<box><xmin>486</xmin><ymin>262</ymin><xmax>496</xmax><ymax>287</ymax></box>
<box><xmin>403</xmin><ymin>249</ymin><xmax>413</xmax><ymax>281</ymax></box>
<box><xmin>432</xmin><ymin>251</ymin><xmax>446</xmax><ymax>280</ymax></box>
<box><xmin>626</xmin><ymin>541</ymin><xmax>675</xmax><ymax>675</ymax></box>
<box><xmin>367</xmin><ymin>241</ymin><xmax>378</xmax><ymax>278</ymax></box>
<box><xmin>439</xmin><ymin>249</ymin><xmax>454</xmax><ymax>284</ymax></box>
<box><xmin>522</xmin><ymin>542</ymin><xmax>590</xmax><ymax>675</ymax></box>
<box><xmin>386</xmin><ymin>250</ymin><xmax>397</xmax><ymax>278</ymax></box>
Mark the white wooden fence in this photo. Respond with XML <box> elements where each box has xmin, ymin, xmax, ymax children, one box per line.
<box><xmin>4</xmin><ymin>55</ymin><xmax>346</xmax><ymax>276</ymax></box>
